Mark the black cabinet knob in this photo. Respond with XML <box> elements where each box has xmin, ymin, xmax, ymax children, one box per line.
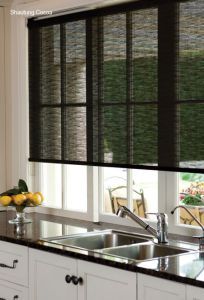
<box><xmin>65</xmin><ymin>275</ymin><xmax>72</xmax><ymax>284</ymax></box>
<box><xmin>72</xmin><ymin>276</ymin><xmax>83</xmax><ymax>285</ymax></box>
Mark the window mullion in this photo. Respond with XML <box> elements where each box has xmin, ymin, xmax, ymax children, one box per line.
<box><xmin>158</xmin><ymin>2</ymin><xmax>179</xmax><ymax>167</ymax></box>
<box><xmin>62</xmin><ymin>164</ymin><xmax>66</xmax><ymax>210</ymax></box>
<box><xmin>98</xmin><ymin>167</ymin><xmax>104</xmax><ymax>214</ymax></box>
<box><xmin>127</xmin><ymin>168</ymin><xmax>133</xmax><ymax>211</ymax></box>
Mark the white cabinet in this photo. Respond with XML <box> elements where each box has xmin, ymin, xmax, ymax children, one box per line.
<box><xmin>78</xmin><ymin>260</ymin><xmax>137</xmax><ymax>300</ymax></box>
<box><xmin>0</xmin><ymin>241</ymin><xmax>29</xmax><ymax>299</ymax></box>
<box><xmin>1</xmin><ymin>240</ymin><xmax>204</xmax><ymax>300</ymax></box>
<box><xmin>138</xmin><ymin>274</ymin><xmax>186</xmax><ymax>300</ymax></box>
<box><xmin>0</xmin><ymin>278</ymin><xmax>28</xmax><ymax>300</ymax></box>
<box><xmin>29</xmin><ymin>249</ymin><xmax>77</xmax><ymax>300</ymax></box>
<box><xmin>186</xmin><ymin>285</ymin><xmax>204</xmax><ymax>300</ymax></box>
<box><xmin>0</xmin><ymin>241</ymin><xmax>29</xmax><ymax>286</ymax></box>
<box><xmin>29</xmin><ymin>249</ymin><xmax>137</xmax><ymax>300</ymax></box>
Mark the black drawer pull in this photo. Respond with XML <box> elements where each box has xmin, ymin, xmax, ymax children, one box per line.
<box><xmin>0</xmin><ymin>260</ymin><xmax>18</xmax><ymax>269</ymax></box>
<box><xmin>72</xmin><ymin>276</ymin><xmax>83</xmax><ymax>285</ymax></box>
<box><xmin>65</xmin><ymin>275</ymin><xmax>83</xmax><ymax>285</ymax></box>
<box><xmin>0</xmin><ymin>298</ymin><xmax>6</xmax><ymax>300</ymax></box>
<box><xmin>65</xmin><ymin>275</ymin><xmax>72</xmax><ymax>284</ymax></box>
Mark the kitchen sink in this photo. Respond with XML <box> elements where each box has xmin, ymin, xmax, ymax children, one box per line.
<box><xmin>42</xmin><ymin>229</ymin><xmax>195</xmax><ymax>262</ymax></box>
<box><xmin>43</xmin><ymin>230</ymin><xmax>150</xmax><ymax>250</ymax></box>
<box><xmin>100</xmin><ymin>243</ymin><xmax>190</xmax><ymax>261</ymax></box>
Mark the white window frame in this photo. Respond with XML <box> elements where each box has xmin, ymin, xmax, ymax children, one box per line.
<box><xmin>5</xmin><ymin>0</ymin><xmax>203</xmax><ymax>235</ymax></box>
<box><xmin>34</xmin><ymin>163</ymin><xmax>98</xmax><ymax>222</ymax></box>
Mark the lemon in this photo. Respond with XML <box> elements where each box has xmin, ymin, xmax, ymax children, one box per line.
<box><xmin>30</xmin><ymin>193</ymin><xmax>42</xmax><ymax>206</ymax></box>
<box><xmin>35</xmin><ymin>192</ymin><xmax>44</xmax><ymax>203</ymax></box>
<box><xmin>12</xmin><ymin>194</ymin><xmax>26</xmax><ymax>206</ymax></box>
<box><xmin>25</xmin><ymin>192</ymin><xmax>33</xmax><ymax>200</ymax></box>
<box><xmin>0</xmin><ymin>195</ymin><xmax>12</xmax><ymax>206</ymax></box>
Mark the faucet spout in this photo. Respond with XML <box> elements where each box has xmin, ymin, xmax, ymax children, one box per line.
<box><xmin>116</xmin><ymin>206</ymin><xmax>168</xmax><ymax>243</ymax></box>
<box><xmin>171</xmin><ymin>205</ymin><xmax>204</xmax><ymax>250</ymax></box>
<box><xmin>171</xmin><ymin>205</ymin><xmax>204</xmax><ymax>234</ymax></box>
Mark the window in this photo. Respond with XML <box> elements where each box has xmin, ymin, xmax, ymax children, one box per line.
<box><xmin>28</xmin><ymin>0</ymin><xmax>204</xmax><ymax>173</ymax></box>
<box><xmin>178</xmin><ymin>173</ymin><xmax>204</xmax><ymax>227</ymax></box>
<box><xmin>102</xmin><ymin>168</ymin><xmax>158</xmax><ymax>218</ymax></box>
<box><xmin>34</xmin><ymin>163</ymin><xmax>89</xmax><ymax>220</ymax></box>
<box><xmin>24</xmin><ymin>0</ymin><xmax>204</xmax><ymax>236</ymax></box>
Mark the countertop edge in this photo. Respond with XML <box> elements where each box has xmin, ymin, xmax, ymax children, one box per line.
<box><xmin>0</xmin><ymin>234</ymin><xmax>203</xmax><ymax>288</ymax></box>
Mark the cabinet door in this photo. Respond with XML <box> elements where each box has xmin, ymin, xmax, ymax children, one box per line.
<box><xmin>0</xmin><ymin>278</ymin><xmax>28</xmax><ymax>300</ymax></box>
<box><xmin>29</xmin><ymin>249</ymin><xmax>77</xmax><ymax>300</ymax></box>
<box><xmin>138</xmin><ymin>274</ymin><xmax>186</xmax><ymax>300</ymax></box>
<box><xmin>0</xmin><ymin>241</ymin><xmax>28</xmax><ymax>286</ymax></box>
<box><xmin>186</xmin><ymin>285</ymin><xmax>204</xmax><ymax>300</ymax></box>
<box><xmin>78</xmin><ymin>260</ymin><xmax>137</xmax><ymax>300</ymax></box>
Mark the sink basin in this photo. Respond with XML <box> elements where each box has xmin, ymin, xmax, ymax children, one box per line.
<box><xmin>44</xmin><ymin>230</ymin><xmax>150</xmax><ymax>250</ymax></box>
<box><xmin>101</xmin><ymin>243</ymin><xmax>190</xmax><ymax>261</ymax></box>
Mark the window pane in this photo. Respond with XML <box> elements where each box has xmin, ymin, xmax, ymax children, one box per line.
<box><xmin>132</xmin><ymin>8</ymin><xmax>158</xmax><ymax>102</ymax></box>
<box><xmin>179</xmin><ymin>0</ymin><xmax>204</xmax><ymax>101</ymax></box>
<box><xmin>65</xmin><ymin>20</ymin><xmax>86</xmax><ymax>104</ymax></box>
<box><xmin>178</xmin><ymin>173</ymin><xmax>204</xmax><ymax>226</ymax></box>
<box><xmin>132</xmin><ymin>169</ymin><xmax>158</xmax><ymax>218</ymax></box>
<box><xmin>103</xmin><ymin>167</ymin><xmax>127</xmax><ymax>214</ymax></box>
<box><xmin>103</xmin><ymin>106</ymin><xmax>127</xmax><ymax>163</ymax></box>
<box><xmin>102</xmin><ymin>168</ymin><xmax>158</xmax><ymax>216</ymax></box>
<box><xmin>133</xmin><ymin>105</ymin><xmax>158</xmax><ymax>165</ymax></box>
<box><xmin>40</xmin><ymin>163</ymin><xmax>62</xmax><ymax>208</ymax></box>
<box><xmin>103</xmin><ymin>13</ymin><xmax>126</xmax><ymax>103</ymax></box>
<box><xmin>64</xmin><ymin>165</ymin><xmax>87</xmax><ymax>212</ymax></box>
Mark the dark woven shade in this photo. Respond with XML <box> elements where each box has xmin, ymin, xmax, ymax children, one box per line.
<box><xmin>28</xmin><ymin>0</ymin><xmax>204</xmax><ymax>172</ymax></box>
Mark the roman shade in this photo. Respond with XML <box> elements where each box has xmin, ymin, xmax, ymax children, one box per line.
<box><xmin>28</xmin><ymin>0</ymin><xmax>204</xmax><ymax>172</ymax></box>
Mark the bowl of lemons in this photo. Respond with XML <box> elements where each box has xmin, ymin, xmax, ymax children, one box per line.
<box><xmin>0</xmin><ymin>179</ymin><xmax>44</xmax><ymax>224</ymax></box>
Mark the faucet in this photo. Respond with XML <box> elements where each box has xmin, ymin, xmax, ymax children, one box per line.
<box><xmin>116</xmin><ymin>206</ymin><xmax>168</xmax><ymax>244</ymax></box>
<box><xmin>171</xmin><ymin>205</ymin><xmax>204</xmax><ymax>250</ymax></box>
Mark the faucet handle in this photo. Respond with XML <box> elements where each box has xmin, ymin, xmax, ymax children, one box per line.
<box><xmin>146</xmin><ymin>213</ymin><xmax>168</xmax><ymax>243</ymax></box>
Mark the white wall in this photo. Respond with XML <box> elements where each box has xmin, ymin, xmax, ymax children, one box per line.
<box><xmin>0</xmin><ymin>7</ymin><xmax>6</xmax><ymax>193</ymax></box>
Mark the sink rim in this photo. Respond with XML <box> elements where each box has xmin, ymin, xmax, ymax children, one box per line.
<box><xmin>42</xmin><ymin>229</ymin><xmax>153</xmax><ymax>242</ymax></box>
<box><xmin>98</xmin><ymin>242</ymin><xmax>196</xmax><ymax>262</ymax></box>
<box><xmin>41</xmin><ymin>229</ymin><xmax>152</xmax><ymax>251</ymax></box>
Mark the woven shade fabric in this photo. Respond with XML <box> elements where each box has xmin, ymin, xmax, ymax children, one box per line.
<box><xmin>28</xmin><ymin>0</ymin><xmax>204</xmax><ymax>172</ymax></box>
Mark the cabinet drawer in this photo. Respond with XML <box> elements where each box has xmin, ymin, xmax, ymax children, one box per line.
<box><xmin>0</xmin><ymin>241</ymin><xmax>28</xmax><ymax>286</ymax></box>
<box><xmin>0</xmin><ymin>278</ymin><xmax>28</xmax><ymax>300</ymax></box>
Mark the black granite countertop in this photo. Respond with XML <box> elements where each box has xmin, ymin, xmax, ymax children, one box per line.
<box><xmin>0</xmin><ymin>210</ymin><xmax>204</xmax><ymax>288</ymax></box>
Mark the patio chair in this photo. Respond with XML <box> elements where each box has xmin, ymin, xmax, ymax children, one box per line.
<box><xmin>108</xmin><ymin>185</ymin><xmax>146</xmax><ymax>218</ymax></box>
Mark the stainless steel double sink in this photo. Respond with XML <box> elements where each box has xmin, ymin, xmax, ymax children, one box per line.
<box><xmin>43</xmin><ymin>229</ymin><xmax>196</xmax><ymax>262</ymax></box>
